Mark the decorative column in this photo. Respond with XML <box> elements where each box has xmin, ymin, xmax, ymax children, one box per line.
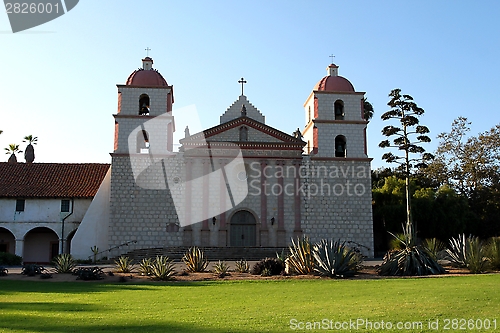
<box><xmin>182</xmin><ymin>160</ymin><xmax>193</xmax><ymax>246</ymax></box>
<box><xmin>218</xmin><ymin>159</ymin><xmax>228</xmax><ymax>246</ymax></box>
<box><xmin>277</xmin><ymin>160</ymin><xmax>286</xmax><ymax>246</ymax></box>
<box><xmin>293</xmin><ymin>160</ymin><xmax>303</xmax><ymax>239</ymax></box>
<box><xmin>200</xmin><ymin>160</ymin><xmax>210</xmax><ymax>246</ymax></box>
<box><xmin>259</xmin><ymin>160</ymin><xmax>269</xmax><ymax>246</ymax></box>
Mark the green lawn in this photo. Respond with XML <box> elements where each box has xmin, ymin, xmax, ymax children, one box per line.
<box><xmin>0</xmin><ymin>275</ymin><xmax>499</xmax><ymax>332</ymax></box>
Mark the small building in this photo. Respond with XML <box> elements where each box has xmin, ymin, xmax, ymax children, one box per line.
<box><xmin>0</xmin><ymin>163</ymin><xmax>109</xmax><ymax>263</ymax></box>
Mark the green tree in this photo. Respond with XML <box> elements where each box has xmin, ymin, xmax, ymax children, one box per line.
<box><xmin>363</xmin><ymin>98</ymin><xmax>374</xmax><ymax>122</ymax></box>
<box><xmin>23</xmin><ymin>135</ymin><xmax>38</xmax><ymax>163</ymax></box>
<box><xmin>5</xmin><ymin>144</ymin><xmax>22</xmax><ymax>163</ymax></box>
<box><xmin>379</xmin><ymin>88</ymin><xmax>434</xmax><ymax>226</ymax></box>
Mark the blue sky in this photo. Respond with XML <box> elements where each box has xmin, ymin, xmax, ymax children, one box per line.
<box><xmin>1</xmin><ymin>1</ymin><xmax>499</xmax><ymax>169</ymax></box>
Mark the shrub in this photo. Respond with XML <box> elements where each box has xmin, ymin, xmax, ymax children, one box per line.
<box><xmin>486</xmin><ymin>237</ymin><xmax>500</xmax><ymax>271</ymax></box>
<box><xmin>21</xmin><ymin>264</ymin><xmax>46</xmax><ymax>276</ymax></box>
<box><xmin>378</xmin><ymin>223</ymin><xmax>445</xmax><ymax>276</ymax></box>
<box><xmin>388</xmin><ymin>233</ymin><xmax>408</xmax><ymax>251</ymax></box>
<box><xmin>213</xmin><ymin>260</ymin><xmax>230</xmax><ymax>278</ymax></box>
<box><xmin>234</xmin><ymin>259</ymin><xmax>249</xmax><ymax>273</ymax></box>
<box><xmin>73</xmin><ymin>267</ymin><xmax>104</xmax><ymax>280</ymax></box>
<box><xmin>0</xmin><ymin>252</ymin><xmax>22</xmax><ymax>265</ymax></box>
<box><xmin>182</xmin><ymin>247</ymin><xmax>208</xmax><ymax>272</ymax></box>
<box><xmin>251</xmin><ymin>258</ymin><xmax>284</xmax><ymax>276</ymax></box>
<box><xmin>138</xmin><ymin>258</ymin><xmax>154</xmax><ymax>276</ymax></box>
<box><xmin>114</xmin><ymin>256</ymin><xmax>134</xmax><ymax>273</ymax></box>
<box><xmin>53</xmin><ymin>253</ymin><xmax>77</xmax><ymax>273</ymax></box>
<box><xmin>0</xmin><ymin>266</ymin><xmax>8</xmax><ymax>276</ymax></box>
<box><xmin>149</xmin><ymin>256</ymin><xmax>176</xmax><ymax>281</ymax></box>
<box><xmin>422</xmin><ymin>238</ymin><xmax>446</xmax><ymax>261</ymax></box>
<box><xmin>287</xmin><ymin>236</ymin><xmax>314</xmax><ymax>275</ymax></box>
<box><xmin>313</xmin><ymin>239</ymin><xmax>363</xmax><ymax>278</ymax></box>
<box><xmin>465</xmin><ymin>236</ymin><xmax>489</xmax><ymax>274</ymax></box>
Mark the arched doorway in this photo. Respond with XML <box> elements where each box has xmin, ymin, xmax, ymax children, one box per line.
<box><xmin>24</xmin><ymin>227</ymin><xmax>59</xmax><ymax>264</ymax></box>
<box><xmin>230</xmin><ymin>210</ymin><xmax>256</xmax><ymax>247</ymax></box>
<box><xmin>0</xmin><ymin>227</ymin><xmax>16</xmax><ymax>254</ymax></box>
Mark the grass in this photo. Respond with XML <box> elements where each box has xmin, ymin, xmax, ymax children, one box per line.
<box><xmin>0</xmin><ymin>275</ymin><xmax>499</xmax><ymax>332</ymax></box>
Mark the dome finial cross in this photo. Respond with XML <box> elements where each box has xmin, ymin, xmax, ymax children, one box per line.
<box><xmin>145</xmin><ymin>47</ymin><xmax>151</xmax><ymax>57</ymax></box>
<box><xmin>329</xmin><ymin>54</ymin><xmax>335</xmax><ymax>64</ymax></box>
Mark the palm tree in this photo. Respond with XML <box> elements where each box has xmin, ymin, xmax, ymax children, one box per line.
<box><xmin>5</xmin><ymin>144</ymin><xmax>22</xmax><ymax>163</ymax></box>
<box><xmin>23</xmin><ymin>135</ymin><xmax>37</xmax><ymax>163</ymax></box>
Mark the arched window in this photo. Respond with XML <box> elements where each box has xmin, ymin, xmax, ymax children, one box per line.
<box><xmin>335</xmin><ymin>135</ymin><xmax>346</xmax><ymax>157</ymax></box>
<box><xmin>137</xmin><ymin>130</ymin><xmax>149</xmax><ymax>153</ymax></box>
<box><xmin>139</xmin><ymin>94</ymin><xmax>150</xmax><ymax>115</ymax></box>
<box><xmin>334</xmin><ymin>100</ymin><xmax>344</xmax><ymax>120</ymax></box>
<box><xmin>239</xmin><ymin>126</ymin><xmax>248</xmax><ymax>141</ymax></box>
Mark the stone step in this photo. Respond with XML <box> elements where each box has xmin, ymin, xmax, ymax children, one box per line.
<box><xmin>122</xmin><ymin>246</ymin><xmax>289</xmax><ymax>262</ymax></box>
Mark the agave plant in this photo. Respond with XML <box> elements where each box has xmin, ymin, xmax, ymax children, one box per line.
<box><xmin>213</xmin><ymin>260</ymin><xmax>230</xmax><ymax>278</ymax></box>
<box><xmin>378</xmin><ymin>222</ymin><xmax>445</xmax><ymax>276</ymax></box>
<box><xmin>286</xmin><ymin>236</ymin><xmax>314</xmax><ymax>275</ymax></box>
<box><xmin>465</xmin><ymin>236</ymin><xmax>489</xmax><ymax>274</ymax></box>
<box><xmin>182</xmin><ymin>247</ymin><xmax>208</xmax><ymax>272</ymax></box>
<box><xmin>53</xmin><ymin>253</ymin><xmax>77</xmax><ymax>273</ymax></box>
<box><xmin>422</xmin><ymin>238</ymin><xmax>446</xmax><ymax>261</ymax></box>
<box><xmin>234</xmin><ymin>259</ymin><xmax>249</xmax><ymax>273</ymax></box>
<box><xmin>114</xmin><ymin>256</ymin><xmax>134</xmax><ymax>273</ymax></box>
<box><xmin>138</xmin><ymin>257</ymin><xmax>154</xmax><ymax>276</ymax></box>
<box><xmin>313</xmin><ymin>239</ymin><xmax>363</xmax><ymax>278</ymax></box>
<box><xmin>446</xmin><ymin>234</ymin><xmax>468</xmax><ymax>267</ymax></box>
<box><xmin>486</xmin><ymin>237</ymin><xmax>500</xmax><ymax>271</ymax></box>
<box><xmin>149</xmin><ymin>256</ymin><xmax>176</xmax><ymax>280</ymax></box>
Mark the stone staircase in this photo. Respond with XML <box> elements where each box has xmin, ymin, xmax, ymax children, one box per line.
<box><xmin>122</xmin><ymin>246</ymin><xmax>289</xmax><ymax>262</ymax></box>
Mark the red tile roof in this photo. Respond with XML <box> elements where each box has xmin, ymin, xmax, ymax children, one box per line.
<box><xmin>0</xmin><ymin>163</ymin><xmax>110</xmax><ymax>198</ymax></box>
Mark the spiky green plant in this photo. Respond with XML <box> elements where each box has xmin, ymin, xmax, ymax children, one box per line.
<box><xmin>312</xmin><ymin>239</ymin><xmax>363</xmax><ymax>278</ymax></box>
<box><xmin>260</xmin><ymin>267</ymin><xmax>272</xmax><ymax>277</ymax></box>
<box><xmin>138</xmin><ymin>258</ymin><xmax>154</xmax><ymax>276</ymax></box>
<box><xmin>287</xmin><ymin>236</ymin><xmax>314</xmax><ymax>275</ymax></box>
<box><xmin>213</xmin><ymin>260</ymin><xmax>230</xmax><ymax>278</ymax></box>
<box><xmin>53</xmin><ymin>253</ymin><xmax>77</xmax><ymax>273</ymax></box>
<box><xmin>149</xmin><ymin>256</ymin><xmax>175</xmax><ymax>280</ymax></box>
<box><xmin>486</xmin><ymin>237</ymin><xmax>500</xmax><ymax>271</ymax></box>
<box><xmin>388</xmin><ymin>233</ymin><xmax>408</xmax><ymax>251</ymax></box>
<box><xmin>423</xmin><ymin>238</ymin><xmax>445</xmax><ymax>261</ymax></box>
<box><xmin>378</xmin><ymin>222</ymin><xmax>445</xmax><ymax>276</ymax></box>
<box><xmin>234</xmin><ymin>259</ymin><xmax>249</xmax><ymax>273</ymax></box>
<box><xmin>446</xmin><ymin>234</ymin><xmax>468</xmax><ymax>267</ymax></box>
<box><xmin>182</xmin><ymin>247</ymin><xmax>208</xmax><ymax>272</ymax></box>
<box><xmin>465</xmin><ymin>236</ymin><xmax>489</xmax><ymax>274</ymax></box>
<box><xmin>114</xmin><ymin>256</ymin><xmax>134</xmax><ymax>273</ymax></box>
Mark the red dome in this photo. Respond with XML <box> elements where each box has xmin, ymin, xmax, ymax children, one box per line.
<box><xmin>126</xmin><ymin>69</ymin><xmax>168</xmax><ymax>87</ymax></box>
<box><xmin>314</xmin><ymin>75</ymin><xmax>354</xmax><ymax>92</ymax></box>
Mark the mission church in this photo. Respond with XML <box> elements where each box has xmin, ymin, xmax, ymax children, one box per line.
<box><xmin>0</xmin><ymin>57</ymin><xmax>374</xmax><ymax>263</ymax></box>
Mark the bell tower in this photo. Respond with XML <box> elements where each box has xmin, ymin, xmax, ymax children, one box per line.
<box><xmin>302</xmin><ymin>63</ymin><xmax>368</xmax><ymax>159</ymax></box>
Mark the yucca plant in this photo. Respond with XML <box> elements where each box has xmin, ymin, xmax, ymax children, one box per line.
<box><xmin>234</xmin><ymin>259</ymin><xmax>249</xmax><ymax>273</ymax></box>
<box><xmin>53</xmin><ymin>253</ymin><xmax>77</xmax><ymax>273</ymax></box>
<box><xmin>138</xmin><ymin>258</ymin><xmax>154</xmax><ymax>276</ymax></box>
<box><xmin>287</xmin><ymin>236</ymin><xmax>314</xmax><ymax>275</ymax></box>
<box><xmin>422</xmin><ymin>238</ymin><xmax>445</xmax><ymax>261</ymax></box>
<box><xmin>446</xmin><ymin>234</ymin><xmax>468</xmax><ymax>267</ymax></box>
<box><xmin>149</xmin><ymin>256</ymin><xmax>176</xmax><ymax>280</ymax></box>
<box><xmin>378</xmin><ymin>222</ymin><xmax>445</xmax><ymax>276</ymax></box>
<box><xmin>213</xmin><ymin>260</ymin><xmax>230</xmax><ymax>278</ymax></box>
<box><xmin>313</xmin><ymin>239</ymin><xmax>363</xmax><ymax>278</ymax></box>
<box><xmin>114</xmin><ymin>256</ymin><xmax>134</xmax><ymax>273</ymax></box>
<box><xmin>388</xmin><ymin>233</ymin><xmax>408</xmax><ymax>251</ymax></box>
<box><xmin>466</xmin><ymin>236</ymin><xmax>489</xmax><ymax>274</ymax></box>
<box><xmin>182</xmin><ymin>247</ymin><xmax>208</xmax><ymax>272</ymax></box>
<box><xmin>486</xmin><ymin>237</ymin><xmax>500</xmax><ymax>271</ymax></box>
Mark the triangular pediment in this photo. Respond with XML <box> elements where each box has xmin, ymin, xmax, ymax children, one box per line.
<box><xmin>180</xmin><ymin>116</ymin><xmax>305</xmax><ymax>151</ymax></box>
<box><xmin>220</xmin><ymin>95</ymin><xmax>265</xmax><ymax>124</ymax></box>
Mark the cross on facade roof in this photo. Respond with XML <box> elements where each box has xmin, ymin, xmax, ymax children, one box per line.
<box><xmin>145</xmin><ymin>47</ymin><xmax>151</xmax><ymax>57</ymax></box>
<box><xmin>238</xmin><ymin>77</ymin><xmax>247</xmax><ymax>96</ymax></box>
<box><xmin>329</xmin><ymin>54</ymin><xmax>335</xmax><ymax>64</ymax></box>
